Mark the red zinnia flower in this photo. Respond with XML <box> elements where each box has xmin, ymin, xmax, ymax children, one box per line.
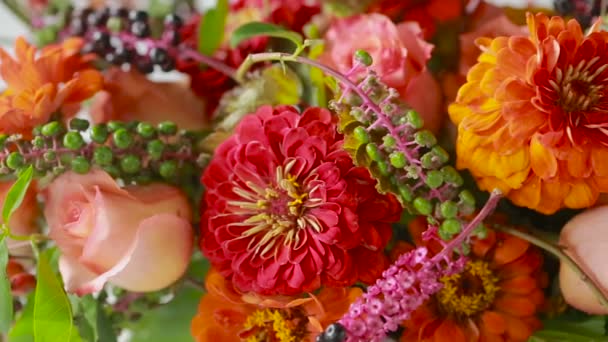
<box><xmin>200</xmin><ymin>105</ymin><xmax>401</xmax><ymax>295</ymax></box>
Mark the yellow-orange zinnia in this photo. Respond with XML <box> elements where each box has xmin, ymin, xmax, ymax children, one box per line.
<box><xmin>449</xmin><ymin>13</ymin><xmax>608</xmax><ymax>214</ymax></box>
<box><xmin>0</xmin><ymin>37</ymin><xmax>103</xmax><ymax>135</ymax></box>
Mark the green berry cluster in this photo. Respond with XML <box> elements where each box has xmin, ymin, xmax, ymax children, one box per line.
<box><xmin>0</xmin><ymin>119</ymin><xmax>209</xmax><ymax>185</ymax></box>
<box><xmin>332</xmin><ymin>59</ymin><xmax>484</xmax><ymax>241</ymax></box>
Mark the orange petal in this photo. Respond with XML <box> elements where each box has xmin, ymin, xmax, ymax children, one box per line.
<box><xmin>433</xmin><ymin>320</ymin><xmax>466</xmax><ymax>342</ymax></box>
<box><xmin>472</xmin><ymin>230</ymin><xmax>497</xmax><ymax>258</ymax></box>
<box><xmin>591</xmin><ymin>147</ymin><xmax>608</xmax><ymax>177</ymax></box>
<box><xmin>508</xmin><ymin>175</ymin><xmax>541</xmax><ymax>210</ymax></box>
<box><xmin>480</xmin><ymin>311</ymin><xmax>506</xmax><ymax>334</ymax></box>
<box><xmin>493</xmin><ymin>234</ymin><xmax>529</xmax><ymax>266</ymax></box>
<box><xmin>566</xmin><ymin>147</ymin><xmax>591</xmax><ymax>178</ymax></box>
<box><xmin>504</xmin><ymin>315</ymin><xmax>534</xmax><ymax>341</ymax></box>
<box><xmin>498</xmin><ymin>250</ymin><xmax>542</xmax><ymax>279</ymax></box>
<box><xmin>494</xmin><ymin>295</ymin><xmax>536</xmax><ymax>317</ymax></box>
<box><xmin>499</xmin><ymin>276</ymin><xmax>537</xmax><ymax>294</ymax></box>
<box><xmin>563</xmin><ymin>180</ymin><xmax>598</xmax><ymax>209</ymax></box>
<box><xmin>529</xmin><ymin>135</ymin><xmax>558</xmax><ymax>179</ymax></box>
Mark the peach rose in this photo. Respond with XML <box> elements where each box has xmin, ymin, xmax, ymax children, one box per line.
<box><xmin>90</xmin><ymin>68</ymin><xmax>208</xmax><ymax>130</ymax></box>
<box><xmin>0</xmin><ymin>181</ymin><xmax>38</xmax><ymax>256</ymax></box>
<box><xmin>321</xmin><ymin>14</ymin><xmax>443</xmax><ymax>133</ymax></box>
<box><xmin>42</xmin><ymin>169</ymin><xmax>194</xmax><ymax>295</ymax></box>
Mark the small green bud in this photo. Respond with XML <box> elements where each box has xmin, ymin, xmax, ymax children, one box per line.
<box><xmin>91</xmin><ymin>124</ymin><xmax>109</xmax><ymax>144</ymax></box>
<box><xmin>354</xmin><ymin>49</ymin><xmax>373</xmax><ymax>66</ymax></box>
<box><xmin>398</xmin><ymin>185</ymin><xmax>413</xmax><ymax>202</ymax></box>
<box><xmin>431</xmin><ymin>146</ymin><xmax>449</xmax><ymax>164</ymax></box>
<box><xmin>107</xmin><ymin>121</ymin><xmax>126</xmax><ymax>132</ymax></box>
<box><xmin>406</xmin><ymin>110</ymin><xmax>423</xmax><ymax>129</ymax></box>
<box><xmin>365</xmin><ymin>143</ymin><xmax>382</xmax><ymax>161</ymax></box>
<box><xmin>159</xmin><ymin>160</ymin><xmax>178</xmax><ymax>179</ymax></box>
<box><xmin>441</xmin><ymin>219</ymin><xmax>462</xmax><ymax>235</ymax></box>
<box><xmin>71</xmin><ymin>156</ymin><xmax>91</xmax><ymax>174</ymax></box>
<box><xmin>440</xmin><ymin>201</ymin><xmax>459</xmax><ymax>219</ymax></box>
<box><xmin>6</xmin><ymin>152</ymin><xmax>24</xmax><ymax>170</ymax></box>
<box><xmin>32</xmin><ymin>136</ymin><xmax>45</xmax><ymax>148</ymax></box>
<box><xmin>113</xmin><ymin>128</ymin><xmax>134</xmax><ymax>149</ymax></box>
<box><xmin>120</xmin><ymin>154</ymin><xmax>141</xmax><ymax>174</ymax></box>
<box><xmin>136</xmin><ymin>122</ymin><xmax>156</xmax><ymax>138</ymax></box>
<box><xmin>414</xmin><ymin>130</ymin><xmax>437</xmax><ymax>148</ymax></box>
<box><xmin>459</xmin><ymin>190</ymin><xmax>476</xmax><ymax>207</ymax></box>
<box><xmin>43</xmin><ymin>151</ymin><xmax>56</xmax><ymax>162</ymax></box>
<box><xmin>69</xmin><ymin>118</ymin><xmax>90</xmax><ymax>131</ymax></box>
<box><xmin>103</xmin><ymin>165</ymin><xmax>121</xmax><ymax>178</ymax></box>
<box><xmin>41</xmin><ymin>121</ymin><xmax>62</xmax><ymax>137</ymax></box>
<box><xmin>425</xmin><ymin>170</ymin><xmax>444</xmax><ymax>189</ymax></box>
<box><xmin>413</xmin><ymin>197</ymin><xmax>432</xmax><ymax>215</ymax></box>
<box><xmin>441</xmin><ymin>166</ymin><xmax>463</xmax><ymax>187</ymax></box>
<box><xmin>376</xmin><ymin>160</ymin><xmax>390</xmax><ymax>176</ymax></box>
<box><xmin>147</xmin><ymin>140</ymin><xmax>165</xmax><ymax>160</ymax></box>
<box><xmin>389</xmin><ymin>152</ymin><xmax>407</xmax><ymax>168</ymax></box>
<box><xmin>352</xmin><ymin>126</ymin><xmax>370</xmax><ymax>143</ymax></box>
<box><xmin>93</xmin><ymin>146</ymin><xmax>113</xmax><ymax>166</ymax></box>
<box><xmin>383</xmin><ymin>135</ymin><xmax>396</xmax><ymax>148</ymax></box>
<box><xmin>158</xmin><ymin>121</ymin><xmax>177</xmax><ymax>135</ymax></box>
<box><xmin>63</xmin><ymin>131</ymin><xmax>85</xmax><ymax>150</ymax></box>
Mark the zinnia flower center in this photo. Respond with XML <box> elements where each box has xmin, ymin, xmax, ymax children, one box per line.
<box><xmin>238</xmin><ymin>308</ymin><xmax>308</xmax><ymax>342</ymax></box>
<box><xmin>436</xmin><ymin>260</ymin><xmax>500</xmax><ymax>317</ymax></box>
<box><xmin>552</xmin><ymin>58</ymin><xmax>608</xmax><ymax>115</ymax></box>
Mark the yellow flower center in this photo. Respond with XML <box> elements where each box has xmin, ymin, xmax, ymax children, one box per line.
<box><xmin>436</xmin><ymin>260</ymin><xmax>500</xmax><ymax>318</ymax></box>
<box><xmin>239</xmin><ymin>308</ymin><xmax>308</xmax><ymax>342</ymax></box>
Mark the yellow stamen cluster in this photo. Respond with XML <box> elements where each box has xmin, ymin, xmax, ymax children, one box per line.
<box><xmin>436</xmin><ymin>260</ymin><xmax>500</xmax><ymax>317</ymax></box>
<box><xmin>242</xmin><ymin>309</ymin><xmax>299</xmax><ymax>342</ymax></box>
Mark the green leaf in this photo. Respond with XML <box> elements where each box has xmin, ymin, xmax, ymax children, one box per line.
<box><xmin>0</xmin><ymin>238</ymin><xmax>13</xmax><ymax>333</ymax></box>
<box><xmin>8</xmin><ymin>292</ymin><xmax>35</xmax><ymax>342</ymax></box>
<box><xmin>127</xmin><ymin>287</ymin><xmax>203</xmax><ymax>342</ymax></box>
<box><xmin>197</xmin><ymin>0</ymin><xmax>229</xmax><ymax>55</ymax></box>
<box><xmin>230</xmin><ymin>22</ymin><xmax>303</xmax><ymax>49</ymax></box>
<box><xmin>74</xmin><ymin>295</ymin><xmax>97</xmax><ymax>342</ymax></box>
<box><xmin>2</xmin><ymin>165</ymin><xmax>33</xmax><ymax>223</ymax></box>
<box><xmin>34</xmin><ymin>251</ymin><xmax>80</xmax><ymax>342</ymax></box>
<box><xmin>529</xmin><ymin>315</ymin><xmax>608</xmax><ymax>342</ymax></box>
<box><xmin>96</xmin><ymin>300</ymin><xmax>117</xmax><ymax>342</ymax></box>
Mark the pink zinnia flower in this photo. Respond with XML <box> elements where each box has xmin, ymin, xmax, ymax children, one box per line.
<box><xmin>200</xmin><ymin>105</ymin><xmax>402</xmax><ymax>295</ymax></box>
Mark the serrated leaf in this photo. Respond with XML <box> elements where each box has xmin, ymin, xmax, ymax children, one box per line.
<box><xmin>230</xmin><ymin>22</ymin><xmax>303</xmax><ymax>49</ymax></box>
<box><xmin>34</xmin><ymin>251</ymin><xmax>80</xmax><ymax>342</ymax></box>
<box><xmin>0</xmin><ymin>238</ymin><xmax>13</xmax><ymax>333</ymax></box>
<box><xmin>197</xmin><ymin>0</ymin><xmax>229</xmax><ymax>55</ymax></box>
<box><xmin>3</xmin><ymin>165</ymin><xmax>33</xmax><ymax>223</ymax></box>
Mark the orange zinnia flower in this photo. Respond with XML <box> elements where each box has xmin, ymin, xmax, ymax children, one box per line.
<box><xmin>0</xmin><ymin>37</ymin><xmax>103</xmax><ymax>134</ymax></box>
<box><xmin>449</xmin><ymin>13</ymin><xmax>608</xmax><ymax>214</ymax></box>
<box><xmin>399</xmin><ymin>217</ymin><xmax>547</xmax><ymax>342</ymax></box>
<box><xmin>190</xmin><ymin>269</ymin><xmax>361</xmax><ymax>342</ymax></box>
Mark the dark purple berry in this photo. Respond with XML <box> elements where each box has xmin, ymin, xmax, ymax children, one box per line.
<box><xmin>130</xmin><ymin>21</ymin><xmax>150</xmax><ymax>37</ymax></box>
<box><xmin>554</xmin><ymin>0</ymin><xmax>575</xmax><ymax>14</ymax></box>
<box><xmin>87</xmin><ymin>8</ymin><xmax>110</xmax><ymax>27</ymax></box>
<box><xmin>114</xmin><ymin>45</ymin><xmax>135</xmax><ymax>63</ymax></box>
<box><xmin>163</xmin><ymin>13</ymin><xmax>183</xmax><ymax>28</ymax></box>
<box><xmin>69</xmin><ymin>18</ymin><xmax>87</xmax><ymax>36</ymax></box>
<box><xmin>164</xmin><ymin>30</ymin><xmax>181</xmax><ymax>46</ymax></box>
<box><xmin>135</xmin><ymin>58</ymin><xmax>154</xmax><ymax>74</ymax></box>
<box><xmin>78</xmin><ymin>7</ymin><xmax>94</xmax><ymax>21</ymax></box>
<box><xmin>128</xmin><ymin>10</ymin><xmax>148</xmax><ymax>23</ymax></box>
<box><xmin>92</xmin><ymin>31</ymin><xmax>111</xmax><ymax>52</ymax></box>
<box><xmin>110</xmin><ymin>7</ymin><xmax>129</xmax><ymax>18</ymax></box>
<box><xmin>315</xmin><ymin>334</ymin><xmax>326</xmax><ymax>342</ymax></box>
<box><xmin>160</xmin><ymin>59</ymin><xmax>175</xmax><ymax>72</ymax></box>
<box><xmin>150</xmin><ymin>47</ymin><xmax>169</xmax><ymax>65</ymax></box>
<box><xmin>323</xmin><ymin>323</ymin><xmax>346</xmax><ymax>342</ymax></box>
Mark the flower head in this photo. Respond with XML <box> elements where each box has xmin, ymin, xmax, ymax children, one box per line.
<box><xmin>190</xmin><ymin>268</ymin><xmax>361</xmax><ymax>342</ymax></box>
<box><xmin>0</xmin><ymin>37</ymin><xmax>103</xmax><ymax>134</ymax></box>
<box><xmin>449</xmin><ymin>13</ymin><xmax>608</xmax><ymax>214</ymax></box>
<box><xmin>200</xmin><ymin>105</ymin><xmax>401</xmax><ymax>295</ymax></box>
<box><xmin>400</xmin><ymin>218</ymin><xmax>547</xmax><ymax>342</ymax></box>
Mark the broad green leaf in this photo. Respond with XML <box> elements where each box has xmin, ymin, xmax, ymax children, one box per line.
<box><xmin>230</xmin><ymin>22</ymin><xmax>303</xmax><ymax>49</ymax></box>
<box><xmin>2</xmin><ymin>165</ymin><xmax>33</xmax><ymax>223</ymax></box>
<box><xmin>127</xmin><ymin>287</ymin><xmax>203</xmax><ymax>342</ymax></box>
<box><xmin>34</xmin><ymin>251</ymin><xmax>80</xmax><ymax>342</ymax></box>
<box><xmin>0</xmin><ymin>239</ymin><xmax>13</xmax><ymax>333</ymax></box>
<box><xmin>8</xmin><ymin>292</ymin><xmax>35</xmax><ymax>342</ymax></box>
<box><xmin>197</xmin><ymin>0</ymin><xmax>229</xmax><ymax>55</ymax></box>
<box><xmin>74</xmin><ymin>295</ymin><xmax>97</xmax><ymax>342</ymax></box>
<box><xmin>529</xmin><ymin>315</ymin><xmax>608</xmax><ymax>342</ymax></box>
<box><xmin>96</xmin><ymin>300</ymin><xmax>117</xmax><ymax>342</ymax></box>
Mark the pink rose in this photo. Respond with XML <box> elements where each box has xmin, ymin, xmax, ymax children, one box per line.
<box><xmin>90</xmin><ymin>68</ymin><xmax>208</xmax><ymax>130</ymax></box>
<box><xmin>0</xmin><ymin>181</ymin><xmax>38</xmax><ymax>256</ymax></box>
<box><xmin>43</xmin><ymin>169</ymin><xmax>194</xmax><ymax>295</ymax></box>
<box><xmin>321</xmin><ymin>14</ymin><xmax>443</xmax><ymax>133</ymax></box>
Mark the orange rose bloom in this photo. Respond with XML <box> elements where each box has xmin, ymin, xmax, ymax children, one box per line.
<box><xmin>449</xmin><ymin>13</ymin><xmax>608</xmax><ymax>214</ymax></box>
<box><xmin>0</xmin><ymin>37</ymin><xmax>103</xmax><ymax>134</ymax></box>
<box><xmin>191</xmin><ymin>269</ymin><xmax>361</xmax><ymax>341</ymax></box>
<box><xmin>400</xmin><ymin>218</ymin><xmax>547</xmax><ymax>342</ymax></box>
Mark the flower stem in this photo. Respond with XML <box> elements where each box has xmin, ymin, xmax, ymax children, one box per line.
<box><xmin>1</xmin><ymin>0</ymin><xmax>30</xmax><ymax>27</ymax></box>
<box><xmin>491</xmin><ymin>224</ymin><xmax>608</xmax><ymax>311</ymax></box>
<box><xmin>180</xmin><ymin>48</ymin><xmax>239</xmax><ymax>82</ymax></box>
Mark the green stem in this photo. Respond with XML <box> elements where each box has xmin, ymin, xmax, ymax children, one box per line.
<box><xmin>492</xmin><ymin>224</ymin><xmax>608</xmax><ymax>311</ymax></box>
<box><xmin>1</xmin><ymin>0</ymin><xmax>31</xmax><ymax>28</ymax></box>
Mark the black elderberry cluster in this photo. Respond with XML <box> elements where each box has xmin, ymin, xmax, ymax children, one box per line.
<box><xmin>553</xmin><ymin>0</ymin><xmax>600</xmax><ymax>28</ymax></box>
<box><xmin>66</xmin><ymin>7</ymin><xmax>183</xmax><ymax>74</ymax></box>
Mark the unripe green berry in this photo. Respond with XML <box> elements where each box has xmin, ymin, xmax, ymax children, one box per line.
<box><xmin>71</xmin><ymin>156</ymin><xmax>91</xmax><ymax>174</ymax></box>
<box><xmin>441</xmin><ymin>165</ymin><xmax>463</xmax><ymax>186</ymax></box>
<box><xmin>136</xmin><ymin>122</ymin><xmax>156</xmax><ymax>138</ymax></box>
<box><xmin>113</xmin><ymin>128</ymin><xmax>134</xmax><ymax>149</ymax></box>
<box><xmin>107</xmin><ymin>121</ymin><xmax>126</xmax><ymax>132</ymax></box>
<box><xmin>0</xmin><ymin>134</ymin><xmax>7</xmax><ymax>147</ymax></box>
<box><xmin>438</xmin><ymin>227</ymin><xmax>454</xmax><ymax>241</ymax></box>
<box><xmin>43</xmin><ymin>151</ymin><xmax>56</xmax><ymax>162</ymax></box>
<box><xmin>406</xmin><ymin>110</ymin><xmax>423</xmax><ymax>129</ymax></box>
<box><xmin>147</xmin><ymin>140</ymin><xmax>165</xmax><ymax>160</ymax></box>
<box><xmin>32</xmin><ymin>125</ymin><xmax>43</xmax><ymax>136</ymax></box>
<box><xmin>32</xmin><ymin>136</ymin><xmax>45</xmax><ymax>148</ymax></box>
<box><xmin>441</xmin><ymin>218</ymin><xmax>462</xmax><ymax>235</ymax></box>
<box><xmin>354</xmin><ymin>49</ymin><xmax>373</xmax><ymax>66</ymax></box>
<box><xmin>41</xmin><ymin>121</ymin><xmax>61</xmax><ymax>137</ymax></box>
<box><xmin>440</xmin><ymin>201</ymin><xmax>458</xmax><ymax>219</ymax></box>
<box><xmin>159</xmin><ymin>160</ymin><xmax>178</xmax><ymax>179</ymax></box>
<box><xmin>103</xmin><ymin>165</ymin><xmax>120</xmax><ymax>178</ymax></box>
<box><xmin>69</xmin><ymin>118</ymin><xmax>90</xmax><ymax>131</ymax></box>
<box><xmin>91</xmin><ymin>124</ymin><xmax>109</xmax><ymax>144</ymax></box>
<box><xmin>383</xmin><ymin>135</ymin><xmax>396</xmax><ymax>148</ymax></box>
<box><xmin>6</xmin><ymin>152</ymin><xmax>24</xmax><ymax>170</ymax></box>
<box><xmin>431</xmin><ymin>146</ymin><xmax>449</xmax><ymax>164</ymax></box>
<box><xmin>158</xmin><ymin>121</ymin><xmax>177</xmax><ymax>135</ymax></box>
<box><xmin>93</xmin><ymin>146</ymin><xmax>113</xmax><ymax>166</ymax></box>
<box><xmin>413</xmin><ymin>197</ymin><xmax>432</xmax><ymax>215</ymax></box>
<box><xmin>414</xmin><ymin>130</ymin><xmax>437</xmax><ymax>148</ymax></box>
<box><xmin>425</xmin><ymin>170</ymin><xmax>444</xmax><ymax>189</ymax></box>
<box><xmin>120</xmin><ymin>154</ymin><xmax>141</xmax><ymax>174</ymax></box>
<box><xmin>389</xmin><ymin>152</ymin><xmax>407</xmax><ymax>168</ymax></box>
<box><xmin>459</xmin><ymin>190</ymin><xmax>476</xmax><ymax>207</ymax></box>
<box><xmin>352</xmin><ymin>126</ymin><xmax>370</xmax><ymax>143</ymax></box>
<box><xmin>63</xmin><ymin>131</ymin><xmax>85</xmax><ymax>150</ymax></box>
<box><xmin>376</xmin><ymin>160</ymin><xmax>390</xmax><ymax>176</ymax></box>
<box><xmin>52</xmin><ymin>165</ymin><xmax>66</xmax><ymax>176</ymax></box>
<box><xmin>398</xmin><ymin>185</ymin><xmax>413</xmax><ymax>202</ymax></box>
<box><xmin>365</xmin><ymin>143</ymin><xmax>382</xmax><ymax>161</ymax></box>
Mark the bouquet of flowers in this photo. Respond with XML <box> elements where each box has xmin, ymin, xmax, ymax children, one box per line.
<box><xmin>1</xmin><ymin>0</ymin><xmax>608</xmax><ymax>341</ymax></box>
